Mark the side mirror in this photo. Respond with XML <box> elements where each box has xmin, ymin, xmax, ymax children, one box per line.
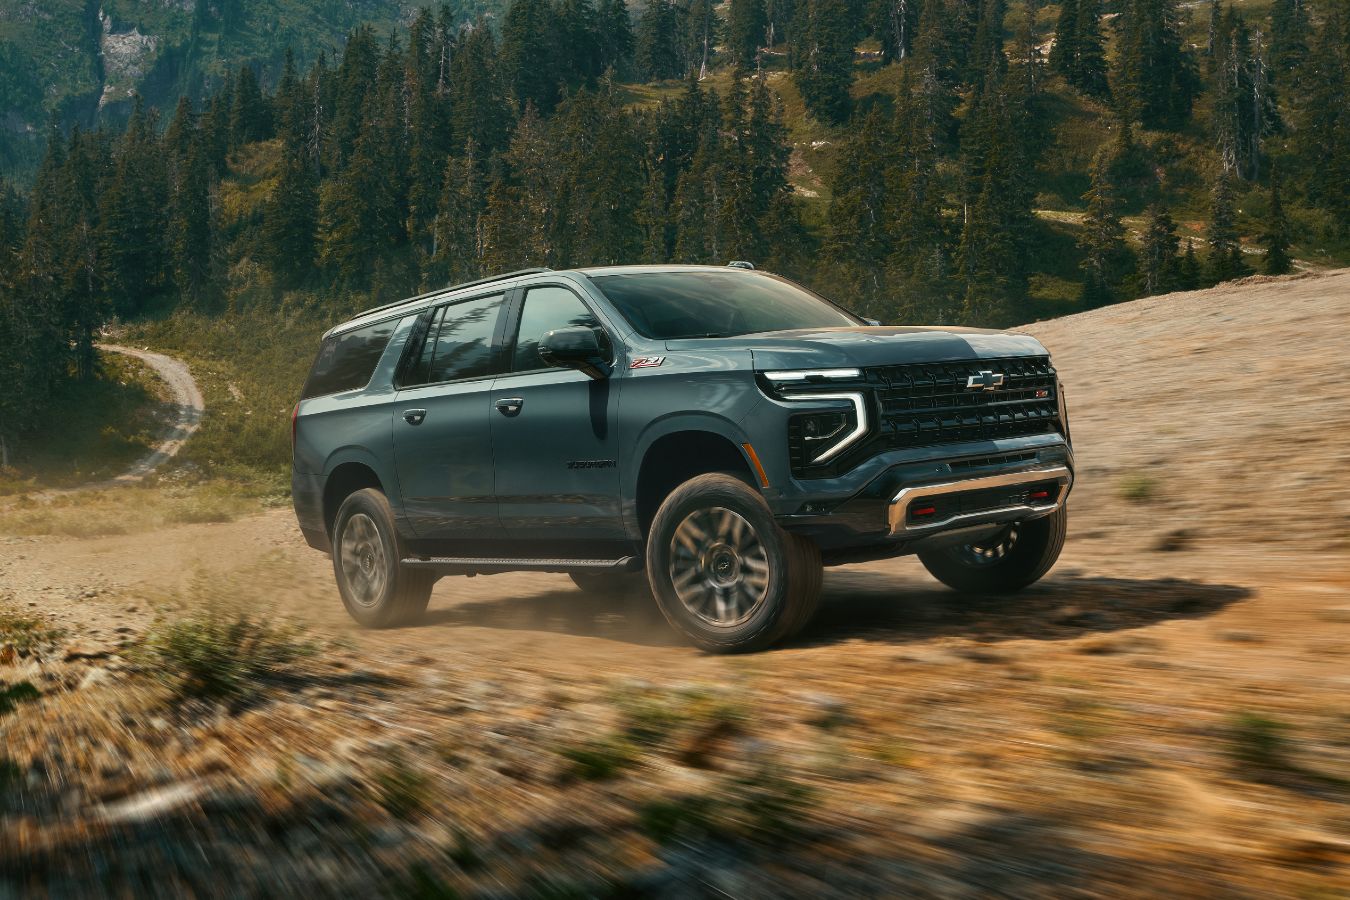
<box><xmin>538</xmin><ymin>326</ymin><xmax>611</xmax><ymax>380</ymax></box>
<box><xmin>863</xmin><ymin>317</ymin><xmax>881</xmax><ymax>327</ymax></box>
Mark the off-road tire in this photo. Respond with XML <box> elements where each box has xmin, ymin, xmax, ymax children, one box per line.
<box><xmin>332</xmin><ymin>488</ymin><xmax>435</xmax><ymax>628</ymax></box>
<box><xmin>917</xmin><ymin>506</ymin><xmax>1068</xmax><ymax>594</ymax></box>
<box><xmin>646</xmin><ymin>473</ymin><xmax>823</xmax><ymax>653</ymax></box>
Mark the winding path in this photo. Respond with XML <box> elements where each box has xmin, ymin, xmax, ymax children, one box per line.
<box><xmin>87</xmin><ymin>343</ymin><xmax>205</xmax><ymax>487</ymax></box>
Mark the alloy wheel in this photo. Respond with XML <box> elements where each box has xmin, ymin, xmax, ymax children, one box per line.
<box><xmin>339</xmin><ymin>512</ymin><xmax>388</xmax><ymax>608</ymax></box>
<box><xmin>668</xmin><ymin>506</ymin><xmax>771</xmax><ymax>627</ymax></box>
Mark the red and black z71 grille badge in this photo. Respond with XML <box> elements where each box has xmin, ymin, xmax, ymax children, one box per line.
<box><xmin>630</xmin><ymin>356</ymin><xmax>665</xmax><ymax>369</ymax></box>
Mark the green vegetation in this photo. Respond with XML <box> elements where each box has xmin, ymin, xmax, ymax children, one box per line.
<box><xmin>1226</xmin><ymin>711</ymin><xmax>1292</xmax><ymax>771</ymax></box>
<box><xmin>145</xmin><ymin>570</ymin><xmax>316</xmax><ymax>703</ymax></box>
<box><xmin>0</xmin><ymin>607</ymin><xmax>64</xmax><ymax>654</ymax></box>
<box><xmin>0</xmin><ymin>681</ymin><xmax>41</xmax><ymax>715</ymax></box>
<box><xmin>0</xmin><ymin>350</ymin><xmax>166</xmax><ymax>490</ymax></box>
<box><xmin>1118</xmin><ymin>473</ymin><xmax>1158</xmax><ymax>502</ymax></box>
<box><xmin>374</xmin><ymin>754</ymin><xmax>434</xmax><ymax>820</ymax></box>
<box><xmin>0</xmin><ymin>482</ymin><xmax>270</xmax><ymax>538</ymax></box>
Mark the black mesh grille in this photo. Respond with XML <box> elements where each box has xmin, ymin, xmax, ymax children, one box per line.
<box><xmin>786</xmin><ymin>356</ymin><xmax>1063</xmax><ymax>478</ymax></box>
<box><xmin>870</xmin><ymin>356</ymin><xmax>1060</xmax><ymax>451</ymax></box>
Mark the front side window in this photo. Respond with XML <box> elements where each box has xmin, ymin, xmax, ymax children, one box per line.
<box><xmin>589</xmin><ymin>271</ymin><xmax>861</xmax><ymax>340</ymax></box>
<box><xmin>512</xmin><ymin>285</ymin><xmax>605</xmax><ymax>371</ymax></box>
<box><xmin>404</xmin><ymin>293</ymin><xmax>507</xmax><ymax>386</ymax></box>
<box><xmin>302</xmin><ymin>317</ymin><xmax>405</xmax><ymax>399</ymax></box>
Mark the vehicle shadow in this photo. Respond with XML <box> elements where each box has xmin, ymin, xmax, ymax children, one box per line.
<box><xmin>417</xmin><ymin>570</ymin><xmax>1251</xmax><ymax>650</ymax></box>
<box><xmin>794</xmin><ymin>570</ymin><xmax>1252</xmax><ymax>649</ymax></box>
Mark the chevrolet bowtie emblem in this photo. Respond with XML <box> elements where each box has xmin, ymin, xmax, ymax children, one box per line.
<box><xmin>966</xmin><ymin>370</ymin><xmax>1005</xmax><ymax>391</ymax></box>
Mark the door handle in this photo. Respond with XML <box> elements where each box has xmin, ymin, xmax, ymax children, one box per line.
<box><xmin>494</xmin><ymin>397</ymin><xmax>524</xmax><ymax>417</ymax></box>
<box><xmin>402</xmin><ymin>408</ymin><xmax>427</xmax><ymax>425</ymax></box>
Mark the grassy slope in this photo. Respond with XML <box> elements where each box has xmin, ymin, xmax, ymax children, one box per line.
<box><xmin>0</xmin><ymin>351</ymin><xmax>168</xmax><ymax>492</ymax></box>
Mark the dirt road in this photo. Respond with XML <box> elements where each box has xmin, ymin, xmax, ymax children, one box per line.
<box><xmin>2</xmin><ymin>272</ymin><xmax>1349</xmax><ymax>897</ymax></box>
<box><xmin>85</xmin><ymin>343</ymin><xmax>204</xmax><ymax>488</ymax></box>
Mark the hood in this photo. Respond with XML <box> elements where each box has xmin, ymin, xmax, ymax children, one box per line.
<box><xmin>663</xmin><ymin>326</ymin><xmax>1049</xmax><ymax>370</ymax></box>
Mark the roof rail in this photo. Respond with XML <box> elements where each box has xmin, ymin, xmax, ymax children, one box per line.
<box><xmin>353</xmin><ymin>268</ymin><xmax>552</xmax><ymax>320</ymax></box>
<box><xmin>727</xmin><ymin>260</ymin><xmax>755</xmax><ymax>269</ymax></box>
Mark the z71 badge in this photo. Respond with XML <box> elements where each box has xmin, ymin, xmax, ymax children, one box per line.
<box><xmin>629</xmin><ymin>356</ymin><xmax>665</xmax><ymax>369</ymax></box>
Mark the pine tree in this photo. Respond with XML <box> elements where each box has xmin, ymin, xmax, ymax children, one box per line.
<box><xmin>1261</xmin><ymin>163</ymin><xmax>1292</xmax><ymax>275</ymax></box>
<box><xmin>636</xmin><ymin>0</ymin><xmax>684</xmax><ymax>80</ymax></box>
<box><xmin>229</xmin><ymin>63</ymin><xmax>271</xmax><ymax>146</ymax></box>
<box><xmin>169</xmin><ymin>132</ymin><xmax>218</xmax><ymax>305</ymax></box>
<box><xmin>597</xmin><ymin>0</ymin><xmax>636</xmax><ymax>75</ymax></box>
<box><xmin>1078</xmin><ymin>154</ymin><xmax>1134</xmax><ymax>306</ymax></box>
<box><xmin>99</xmin><ymin>101</ymin><xmax>169</xmax><ymax>319</ymax></box>
<box><xmin>501</xmin><ymin>0</ymin><xmax>565</xmax><ymax>112</ymax></box>
<box><xmin>728</xmin><ymin>0</ymin><xmax>768</xmax><ymax>70</ymax></box>
<box><xmin>956</xmin><ymin>69</ymin><xmax>1035</xmax><ymax>324</ymax></box>
<box><xmin>1268</xmin><ymin>0</ymin><xmax>1310</xmax><ymax>82</ymax></box>
<box><xmin>1114</xmin><ymin>0</ymin><xmax>1199</xmax><ymax>128</ymax></box>
<box><xmin>1290</xmin><ymin>3</ymin><xmax>1349</xmax><ymax>222</ymax></box>
<box><xmin>874</xmin><ymin>0</ymin><xmax>919</xmax><ymax>64</ymax></box>
<box><xmin>261</xmin><ymin>140</ymin><xmax>318</xmax><ymax>289</ymax></box>
<box><xmin>792</xmin><ymin>0</ymin><xmax>855</xmax><ymax>124</ymax></box>
<box><xmin>431</xmin><ymin>141</ymin><xmax>489</xmax><ymax>284</ymax></box>
<box><xmin>684</xmin><ymin>0</ymin><xmax>718</xmax><ymax>77</ymax></box>
<box><xmin>1051</xmin><ymin>0</ymin><xmax>1109</xmax><ymax>97</ymax></box>
<box><xmin>450</xmin><ymin>23</ymin><xmax>513</xmax><ymax>157</ymax></box>
<box><xmin>1178</xmin><ymin>238</ymin><xmax>1201</xmax><ymax>290</ymax></box>
<box><xmin>825</xmin><ymin>110</ymin><xmax>895</xmax><ymax>299</ymax></box>
<box><xmin>1206</xmin><ymin>170</ymin><xmax>1250</xmax><ymax>282</ymax></box>
<box><xmin>1138</xmin><ymin>205</ymin><xmax>1180</xmax><ymax>296</ymax></box>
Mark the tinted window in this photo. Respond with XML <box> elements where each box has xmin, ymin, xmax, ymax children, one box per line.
<box><xmin>404</xmin><ymin>293</ymin><xmax>506</xmax><ymax>386</ymax></box>
<box><xmin>512</xmin><ymin>286</ymin><xmax>604</xmax><ymax>371</ymax></box>
<box><xmin>590</xmin><ymin>271</ymin><xmax>860</xmax><ymax>340</ymax></box>
<box><xmin>302</xmin><ymin>317</ymin><xmax>403</xmax><ymax>399</ymax></box>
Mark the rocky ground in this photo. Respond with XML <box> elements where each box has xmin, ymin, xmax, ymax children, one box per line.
<box><xmin>2</xmin><ymin>272</ymin><xmax>1349</xmax><ymax>898</ymax></box>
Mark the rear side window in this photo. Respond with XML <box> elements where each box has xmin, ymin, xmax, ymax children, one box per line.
<box><xmin>302</xmin><ymin>318</ymin><xmax>402</xmax><ymax>399</ymax></box>
<box><xmin>403</xmin><ymin>293</ymin><xmax>507</xmax><ymax>386</ymax></box>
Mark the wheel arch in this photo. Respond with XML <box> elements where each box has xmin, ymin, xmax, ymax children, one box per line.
<box><xmin>629</xmin><ymin>419</ymin><xmax>760</xmax><ymax>539</ymax></box>
<box><xmin>322</xmin><ymin>449</ymin><xmax>392</xmax><ymax>539</ymax></box>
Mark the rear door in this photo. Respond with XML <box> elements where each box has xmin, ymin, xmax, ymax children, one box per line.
<box><xmin>490</xmin><ymin>283</ymin><xmax>626</xmax><ymax>544</ymax></box>
<box><xmin>391</xmin><ymin>292</ymin><xmax>509</xmax><ymax>541</ymax></box>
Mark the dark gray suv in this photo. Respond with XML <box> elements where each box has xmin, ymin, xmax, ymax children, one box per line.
<box><xmin>292</xmin><ymin>265</ymin><xmax>1074</xmax><ymax>652</ymax></box>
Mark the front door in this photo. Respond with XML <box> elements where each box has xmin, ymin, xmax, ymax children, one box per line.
<box><xmin>391</xmin><ymin>292</ymin><xmax>509</xmax><ymax>541</ymax></box>
<box><xmin>490</xmin><ymin>284</ymin><xmax>626</xmax><ymax>544</ymax></box>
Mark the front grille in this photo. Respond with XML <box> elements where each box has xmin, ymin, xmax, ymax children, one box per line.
<box><xmin>785</xmin><ymin>356</ymin><xmax>1063</xmax><ymax>478</ymax></box>
<box><xmin>870</xmin><ymin>356</ymin><xmax>1061</xmax><ymax>452</ymax></box>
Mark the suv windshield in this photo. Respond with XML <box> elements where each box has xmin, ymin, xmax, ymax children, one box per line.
<box><xmin>589</xmin><ymin>271</ymin><xmax>861</xmax><ymax>340</ymax></box>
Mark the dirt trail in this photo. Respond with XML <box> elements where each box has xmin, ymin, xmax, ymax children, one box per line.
<box><xmin>2</xmin><ymin>271</ymin><xmax>1349</xmax><ymax>897</ymax></box>
<box><xmin>79</xmin><ymin>343</ymin><xmax>204</xmax><ymax>489</ymax></box>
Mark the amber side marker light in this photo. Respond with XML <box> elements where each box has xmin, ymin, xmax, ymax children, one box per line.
<box><xmin>741</xmin><ymin>443</ymin><xmax>771</xmax><ymax>488</ymax></box>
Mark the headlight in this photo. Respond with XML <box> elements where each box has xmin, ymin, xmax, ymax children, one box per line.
<box><xmin>784</xmin><ymin>391</ymin><xmax>868</xmax><ymax>463</ymax></box>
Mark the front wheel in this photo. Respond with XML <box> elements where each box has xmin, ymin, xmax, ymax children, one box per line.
<box><xmin>917</xmin><ymin>506</ymin><xmax>1068</xmax><ymax>594</ymax></box>
<box><xmin>332</xmin><ymin>488</ymin><xmax>435</xmax><ymax>628</ymax></box>
<box><xmin>646</xmin><ymin>473</ymin><xmax>822</xmax><ymax>653</ymax></box>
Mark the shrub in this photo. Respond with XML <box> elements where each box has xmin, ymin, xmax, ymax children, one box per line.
<box><xmin>557</xmin><ymin>735</ymin><xmax>637</xmax><ymax>781</ymax></box>
<box><xmin>146</xmin><ymin>605</ymin><xmax>315</xmax><ymax>703</ymax></box>
<box><xmin>1118</xmin><ymin>474</ymin><xmax>1158</xmax><ymax>502</ymax></box>
<box><xmin>1227</xmin><ymin>712</ymin><xmax>1291</xmax><ymax>772</ymax></box>
<box><xmin>375</xmin><ymin>754</ymin><xmax>432</xmax><ymax>820</ymax></box>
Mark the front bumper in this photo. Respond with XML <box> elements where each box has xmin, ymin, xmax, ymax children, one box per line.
<box><xmin>773</xmin><ymin>436</ymin><xmax>1073</xmax><ymax>552</ymax></box>
<box><xmin>887</xmin><ymin>465</ymin><xmax>1071</xmax><ymax>535</ymax></box>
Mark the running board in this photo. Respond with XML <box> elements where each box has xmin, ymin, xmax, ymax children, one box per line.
<box><xmin>401</xmin><ymin>555</ymin><xmax>640</xmax><ymax>574</ymax></box>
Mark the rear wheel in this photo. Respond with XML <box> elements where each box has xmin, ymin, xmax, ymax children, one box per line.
<box><xmin>646</xmin><ymin>473</ymin><xmax>822</xmax><ymax>652</ymax></box>
<box><xmin>332</xmin><ymin>488</ymin><xmax>434</xmax><ymax>627</ymax></box>
<box><xmin>917</xmin><ymin>506</ymin><xmax>1067</xmax><ymax>594</ymax></box>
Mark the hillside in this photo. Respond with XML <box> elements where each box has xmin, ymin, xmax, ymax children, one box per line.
<box><xmin>2</xmin><ymin>271</ymin><xmax>1348</xmax><ymax>895</ymax></box>
<box><xmin>0</xmin><ymin>0</ymin><xmax>499</xmax><ymax>175</ymax></box>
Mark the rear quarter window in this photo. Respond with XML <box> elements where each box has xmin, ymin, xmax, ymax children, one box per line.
<box><xmin>301</xmin><ymin>318</ymin><xmax>402</xmax><ymax>399</ymax></box>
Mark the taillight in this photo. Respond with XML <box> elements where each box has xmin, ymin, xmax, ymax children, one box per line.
<box><xmin>291</xmin><ymin>402</ymin><xmax>299</xmax><ymax>452</ymax></box>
